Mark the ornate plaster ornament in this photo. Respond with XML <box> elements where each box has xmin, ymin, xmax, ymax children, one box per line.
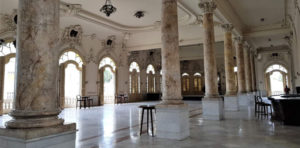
<box><xmin>0</xmin><ymin>10</ymin><xmax>17</xmax><ymax>34</ymax></box>
<box><xmin>86</xmin><ymin>48</ymin><xmax>97</xmax><ymax>64</ymax></box>
<box><xmin>199</xmin><ymin>1</ymin><xmax>217</xmax><ymax>14</ymax></box>
<box><xmin>221</xmin><ymin>24</ymin><xmax>234</xmax><ymax>32</ymax></box>
<box><xmin>62</xmin><ymin>25</ymin><xmax>83</xmax><ymax>45</ymax></box>
<box><xmin>60</xmin><ymin>3</ymin><xmax>82</xmax><ymax>16</ymax></box>
<box><xmin>102</xmin><ymin>35</ymin><xmax>116</xmax><ymax>50</ymax></box>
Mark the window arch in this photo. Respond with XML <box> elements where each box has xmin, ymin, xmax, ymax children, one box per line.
<box><xmin>99</xmin><ymin>57</ymin><xmax>116</xmax><ymax>71</ymax></box>
<box><xmin>0</xmin><ymin>42</ymin><xmax>16</xmax><ymax>56</ymax></box>
<box><xmin>266</xmin><ymin>64</ymin><xmax>287</xmax><ymax>73</ymax></box>
<box><xmin>59</xmin><ymin>51</ymin><xmax>83</xmax><ymax>68</ymax></box>
<box><xmin>146</xmin><ymin>64</ymin><xmax>156</xmax><ymax>93</ymax></box>
<box><xmin>129</xmin><ymin>62</ymin><xmax>140</xmax><ymax>94</ymax></box>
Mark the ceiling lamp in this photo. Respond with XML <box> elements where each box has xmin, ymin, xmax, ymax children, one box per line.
<box><xmin>100</xmin><ymin>0</ymin><xmax>117</xmax><ymax>17</ymax></box>
<box><xmin>134</xmin><ymin>11</ymin><xmax>145</xmax><ymax>18</ymax></box>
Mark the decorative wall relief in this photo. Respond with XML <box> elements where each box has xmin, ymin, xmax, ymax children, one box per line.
<box><xmin>0</xmin><ymin>10</ymin><xmax>17</xmax><ymax>35</ymax></box>
<box><xmin>102</xmin><ymin>35</ymin><xmax>116</xmax><ymax>50</ymax></box>
<box><xmin>86</xmin><ymin>48</ymin><xmax>97</xmax><ymax>64</ymax></box>
<box><xmin>62</xmin><ymin>25</ymin><xmax>83</xmax><ymax>45</ymax></box>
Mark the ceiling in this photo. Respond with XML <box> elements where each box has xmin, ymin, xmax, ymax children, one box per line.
<box><xmin>0</xmin><ymin>0</ymin><xmax>292</xmax><ymax>54</ymax></box>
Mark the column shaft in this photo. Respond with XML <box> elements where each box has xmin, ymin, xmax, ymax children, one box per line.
<box><xmin>161</xmin><ymin>0</ymin><xmax>182</xmax><ymax>105</ymax></box>
<box><xmin>244</xmin><ymin>46</ymin><xmax>253</xmax><ymax>92</ymax></box>
<box><xmin>222</xmin><ymin>24</ymin><xmax>236</xmax><ymax>96</ymax></box>
<box><xmin>0</xmin><ymin>57</ymin><xmax>5</xmax><ymax>115</ymax></box>
<box><xmin>235</xmin><ymin>39</ymin><xmax>246</xmax><ymax>93</ymax></box>
<box><xmin>6</xmin><ymin>0</ymin><xmax>63</xmax><ymax>128</ymax></box>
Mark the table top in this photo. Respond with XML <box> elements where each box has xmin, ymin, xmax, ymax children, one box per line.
<box><xmin>269</xmin><ymin>95</ymin><xmax>300</xmax><ymax>100</ymax></box>
<box><xmin>139</xmin><ymin>105</ymin><xmax>156</xmax><ymax>109</ymax></box>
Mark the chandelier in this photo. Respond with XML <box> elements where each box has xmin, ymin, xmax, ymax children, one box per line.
<box><xmin>100</xmin><ymin>0</ymin><xmax>117</xmax><ymax>17</ymax></box>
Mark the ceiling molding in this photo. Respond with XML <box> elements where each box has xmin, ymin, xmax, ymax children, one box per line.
<box><xmin>257</xmin><ymin>45</ymin><xmax>290</xmax><ymax>54</ymax></box>
<box><xmin>244</xmin><ymin>24</ymin><xmax>291</xmax><ymax>39</ymax></box>
<box><xmin>213</xmin><ymin>0</ymin><xmax>245</xmax><ymax>36</ymax></box>
<box><xmin>60</xmin><ymin>1</ymin><xmax>197</xmax><ymax>33</ymax></box>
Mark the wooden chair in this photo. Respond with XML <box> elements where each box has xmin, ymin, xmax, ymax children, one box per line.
<box><xmin>257</xmin><ymin>96</ymin><xmax>272</xmax><ymax>115</ymax></box>
<box><xmin>76</xmin><ymin>95</ymin><xmax>85</xmax><ymax>109</ymax></box>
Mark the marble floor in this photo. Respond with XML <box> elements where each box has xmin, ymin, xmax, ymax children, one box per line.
<box><xmin>1</xmin><ymin>101</ymin><xmax>300</xmax><ymax>148</ymax></box>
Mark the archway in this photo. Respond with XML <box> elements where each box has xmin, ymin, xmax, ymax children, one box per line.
<box><xmin>99</xmin><ymin>57</ymin><xmax>117</xmax><ymax>104</ymax></box>
<box><xmin>59</xmin><ymin>50</ymin><xmax>84</xmax><ymax>108</ymax></box>
<box><xmin>265</xmin><ymin>64</ymin><xmax>289</xmax><ymax>96</ymax></box>
<box><xmin>193</xmin><ymin>73</ymin><xmax>202</xmax><ymax>95</ymax></box>
<box><xmin>0</xmin><ymin>41</ymin><xmax>16</xmax><ymax>114</ymax></box>
<box><xmin>146</xmin><ymin>64</ymin><xmax>156</xmax><ymax>93</ymax></box>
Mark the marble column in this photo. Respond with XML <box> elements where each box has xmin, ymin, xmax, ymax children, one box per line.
<box><xmin>0</xmin><ymin>57</ymin><xmax>4</xmax><ymax>116</ymax></box>
<box><xmin>222</xmin><ymin>24</ymin><xmax>238</xmax><ymax>111</ymax></box>
<box><xmin>235</xmin><ymin>37</ymin><xmax>246</xmax><ymax>93</ymax></box>
<box><xmin>244</xmin><ymin>45</ymin><xmax>253</xmax><ymax>93</ymax></box>
<box><xmin>199</xmin><ymin>1</ymin><xmax>224</xmax><ymax>120</ymax></box>
<box><xmin>250</xmin><ymin>52</ymin><xmax>257</xmax><ymax>92</ymax></box>
<box><xmin>235</xmin><ymin>38</ymin><xmax>249</xmax><ymax>106</ymax></box>
<box><xmin>156</xmin><ymin>0</ymin><xmax>189</xmax><ymax>140</ymax></box>
<box><xmin>0</xmin><ymin>1</ymin><xmax>76</xmax><ymax>147</ymax></box>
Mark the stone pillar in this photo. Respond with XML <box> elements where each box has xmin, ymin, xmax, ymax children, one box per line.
<box><xmin>0</xmin><ymin>57</ymin><xmax>5</xmax><ymax>116</ymax></box>
<box><xmin>222</xmin><ymin>24</ymin><xmax>238</xmax><ymax>111</ymax></box>
<box><xmin>199</xmin><ymin>1</ymin><xmax>224</xmax><ymax>120</ymax></box>
<box><xmin>0</xmin><ymin>1</ymin><xmax>76</xmax><ymax>147</ymax></box>
<box><xmin>250</xmin><ymin>52</ymin><xmax>257</xmax><ymax>91</ymax></box>
<box><xmin>235</xmin><ymin>37</ymin><xmax>246</xmax><ymax>93</ymax></box>
<box><xmin>244</xmin><ymin>45</ymin><xmax>253</xmax><ymax>93</ymax></box>
<box><xmin>156</xmin><ymin>0</ymin><xmax>189</xmax><ymax>140</ymax></box>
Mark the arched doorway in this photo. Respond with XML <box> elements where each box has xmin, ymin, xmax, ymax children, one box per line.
<box><xmin>99</xmin><ymin>57</ymin><xmax>117</xmax><ymax>104</ymax></box>
<box><xmin>193</xmin><ymin>73</ymin><xmax>202</xmax><ymax>95</ymax></box>
<box><xmin>146</xmin><ymin>64</ymin><xmax>156</xmax><ymax>93</ymax></box>
<box><xmin>265</xmin><ymin>64</ymin><xmax>289</xmax><ymax>96</ymax></box>
<box><xmin>0</xmin><ymin>41</ymin><xmax>16</xmax><ymax>114</ymax></box>
<box><xmin>182</xmin><ymin>73</ymin><xmax>190</xmax><ymax>95</ymax></box>
<box><xmin>59</xmin><ymin>50</ymin><xmax>84</xmax><ymax>108</ymax></box>
<box><xmin>129</xmin><ymin>62</ymin><xmax>140</xmax><ymax>94</ymax></box>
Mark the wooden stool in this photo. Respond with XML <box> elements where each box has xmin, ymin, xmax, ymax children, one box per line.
<box><xmin>139</xmin><ymin>105</ymin><xmax>156</xmax><ymax>136</ymax></box>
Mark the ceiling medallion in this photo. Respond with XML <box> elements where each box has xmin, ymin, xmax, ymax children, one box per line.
<box><xmin>134</xmin><ymin>11</ymin><xmax>145</xmax><ymax>18</ymax></box>
<box><xmin>100</xmin><ymin>0</ymin><xmax>117</xmax><ymax>17</ymax></box>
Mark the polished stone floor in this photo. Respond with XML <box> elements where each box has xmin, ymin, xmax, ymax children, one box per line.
<box><xmin>1</xmin><ymin>101</ymin><xmax>300</xmax><ymax>148</ymax></box>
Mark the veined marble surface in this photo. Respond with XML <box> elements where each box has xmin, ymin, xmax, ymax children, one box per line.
<box><xmin>1</xmin><ymin>101</ymin><xmax>300</xmax><ymax>148</ymax></box>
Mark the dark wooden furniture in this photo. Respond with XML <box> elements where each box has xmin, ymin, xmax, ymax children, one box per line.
<box><xmin>145</xmin><ymin>93</ymin><xmax>161</xmax><ymax>101</ymax></box>
<box><xmin>268</xmin><ymin>95</ymin><xmax>300</xmax><ymax>125</ymax></box>
<box><xmin>76</xmin><ymin>95</ymin><xmax>85</xmax><ymax>109</ymax></box>
<box><xmin>255</xmin><ymin>96</ymin><xmax>272</xmax><ymax>115</ymax></box>
<box><xmin>139</xmin><ymin>105</ymin><xmax>156</xmax><ymax>136</ymax></box>
<box><xmin>81</xmin><ymin>96</ymin><xmax>93</xmax><ymax>108</ymax></box>
<box><xmin>115</xmin><ymin>94</ymin><xmax>128</xmax><ymax>104</ymax></box>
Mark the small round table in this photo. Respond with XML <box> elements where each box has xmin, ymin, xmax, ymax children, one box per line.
<box><xmin>139</xmin><ymin>105</ymin><xmax>156</xmax><ymax>136</ymax></box>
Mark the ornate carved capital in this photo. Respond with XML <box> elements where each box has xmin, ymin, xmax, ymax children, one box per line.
<box><xmin>221</xmin><ymin>24</ymin><xmax>234</xmax><ymax>32</ymax></box>
<box><xmin>234</xmin><ymin>37</ymin><xmax>243</xmax><ymax>44</ymax></box>
<box><xmin>199</xmin><ymin>1</ymin><xmax>217</xmax><ymax>14</ymax></box>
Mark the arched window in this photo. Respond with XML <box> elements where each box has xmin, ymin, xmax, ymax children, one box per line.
<box><xmin>59</xmin><ymin>50</ymin><xmax>83</xmax><ymax>108</ymax></box>
<box><xmin>182</xmin><ymin>73</ymin><xmax>190</xmax><ymax>93</ymax></box>
<box><xmin>99</xmin><ymin>57</ymin><xmax>116</xmax><ymax>71</ymax></box>
<box><xmin>99</xmin><ymin>57</ymin><xmax>116</xmax><ymax>104</ymax></box>
<box><xmin>265</xmin><ymin>64</ymin><xmax>289</xmax><ymax>96</ymax></box>
<box><xmin>146</xmin><ymin>64</ymin><xmax>155</xmax><ymax>93</ymax></box>
<box><xmin>0</xmin><ymin>41</ymin><xmax>16</xmax><ymax>114</ymax></box>
<box><xmin>193</xmin><ymin>73</ymin><xmax>202</xmax><ymax>93</ymax></box>
<box><xmin>129</xmin><ymin>62</ymin><xmax>140</xmax><ymax>94</ymax></box>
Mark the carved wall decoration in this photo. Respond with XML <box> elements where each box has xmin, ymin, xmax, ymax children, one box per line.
<box><xmin>62</xmin><ymin>25</ymin><xmax>83</xmax><ymax>45</ymax></box>
<box><xmin>0</xmin><ymin>10</ymin><xmax>17</xmax><ymax>35</ymax></box>
<box><xmin>86</xmin><ymin>48</ymin><xmax>97</xmax><ymax>64</ymax></box>
<box><xmin>102</xmin><ymin>35</ymin><xmax>116</xmax><ymax>50</ymax></box>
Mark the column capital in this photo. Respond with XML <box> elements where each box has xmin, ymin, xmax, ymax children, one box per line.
<box><xmin>199</xmin><ymin>1</ymin><xmax>216</xmax><ymax>14</ymax></box>
<box><xmin>234</xmin><ymin>36</ymin><xmax>243</xmax><ymax>44</ymax></box>
<box><xmin>243</xmin><ymin>43</ymin><xmax>251</xmax><ymax>50</ymax></box>
<box><xmin>221</xmin><ymin>24</ymin><xmax>234</xmax><ymax>32</ymax></box>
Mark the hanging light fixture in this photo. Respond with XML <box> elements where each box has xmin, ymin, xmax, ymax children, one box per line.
<box><xmin>100</xmin><ymin>0</ymin><xmax>117</xmax><ymax>17</ymax></box>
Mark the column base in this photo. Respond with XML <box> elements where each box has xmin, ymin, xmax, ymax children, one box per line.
<box><xmin>155</xmin><ymin>104</ymin><xmax>190</xmax><ymax>140</ymax></box>
<box><xmin>0</xmin><ymin>123</ymin><xmax>76</xmax><ymax>148</ymax></box>
<box><xmin>224</xmin><ymin>95</ymin><xmax>239</xmax><ymax>111</ymax></box>
<box><xmin>202</xmin><ymin>97</ymin><xmax>224</xmax><ymax>120</ymax></box>
<box><xmin>238</xmin><ymin>93</ymin><xmax>255</xmax><ymax>106</ymax></box>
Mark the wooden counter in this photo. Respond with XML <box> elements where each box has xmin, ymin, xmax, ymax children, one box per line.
<box><xmin>268</xmin><ymin>95</ymin><xmax>300</xmax><ymax>126</ymax></box>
